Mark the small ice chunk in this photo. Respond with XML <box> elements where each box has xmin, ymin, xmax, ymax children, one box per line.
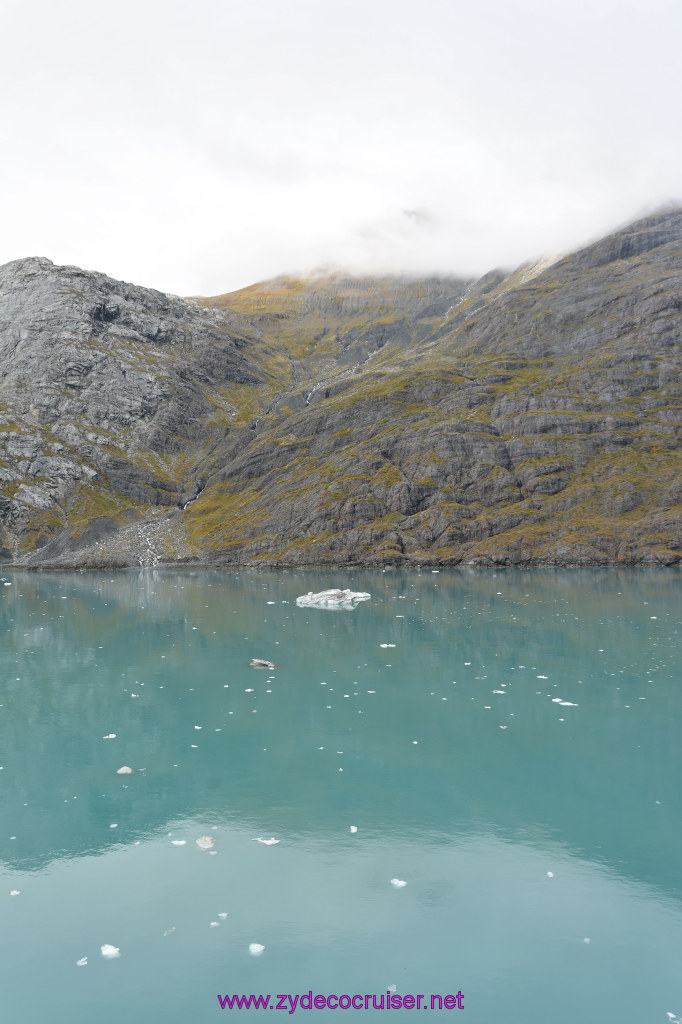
<box><xmin>583</xmin><ymin>937</ymin><xmax>591</xmax><ymax>944</ymax></box>
<box><xmin>194</xmin><ymin>725</ymin><xmax>202</xmax><ymax>730</ymax></box>
<box><xmin>295</xmin><ymin>589</ymin><xmax>370</xmax><ymax>610</ymax></box>
<box><xmin>9</xmin><ymin>889</ymin><xmax>20</xmax><ymax>896</ymax></box>
<box><xmin>537</xmin><ymin>675</ymin><xmax>548</xmax><ymax>679</ymax></box>
<box><xmin>390</xmin><ymin>879</ymin><xmax>407</xmax><ymax>888</ymax></box>
<box><xmin>249</xmin><ymin>943</ymin><xmax>265</xmax><ymax>956</ymax></box>
<box><xmin>196</xmin><ymin>835</ymin><xmax>216</xmax><ymax>850</ymax></box>
<box><xmin>210</xmin><ymin>921</ymin><xmax>220</xmax><ymax>927</ymax></box>
<box><xmin>103</xmin><ymin>733</ymin><xmax>116</xmax><ymax>739</ymax></box>
<box><xmin>218</xmin><ymin>912</ymin><xmax>228</xmax><ymax>919</ymax></box>
<box><xmin>100</xmin><ymin>944</ymin><xmax>120</xmax><ymax>959</ymax></box>
<box><xmin>350</xmin><ymin>826</ymin><xmax>358</xmax><ymax>833</ymax></box>
<box><xmin>163</xmin><ymin>927</ymin><xmax>176</xmax><ymax>936</ymax></box>
<box><xmin>547</xmin><ymin>871</ymin><xmax>554</xmax><ymax>878</ymax></box>
<box><xmin>171</xmin><ymin>840</ymin><xmax>186</xmax><ymax>846</ymax></box>
<box><xmin>109</xmin><ymin>823</ymin><xmax>118</xmax><ymax>829</ymax></box>
<box><xmin>559</xmin><ymin>701</ymin><xmax>578</xmax><ymax>706</ymax></box>
<box><xmin>388</xmin><ymin>985</ymin><xmax>397</xmax><ymax>993</ymax></box>
<box><xmin>253</xmin><ymin>837</ymin><xmax>280</xmax><ymax>845</ymax></box>
<box><xmin>379</xmin><ymin>643</ymin><xmax>396</xmax><ymax>648</ymax></box>
<box><xmin>116</xmin><ymin>766</ymin><xmax>133</xmax><ymax>774</ymax></box>
<box><xmin>76</xmin><ymin>957</ymin><xmax>88</xmax><ymax>966</ymax></box>
<box><xmin>250</xmin><ymin>659</ymin><xmax>275</xmax><ymax>669</ymax></box>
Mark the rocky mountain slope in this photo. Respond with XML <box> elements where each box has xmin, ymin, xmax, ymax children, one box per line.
<box><xmin>0</xmin><ymin>211</ymin><xmax>680</xmax><ymax>567</ymax></box>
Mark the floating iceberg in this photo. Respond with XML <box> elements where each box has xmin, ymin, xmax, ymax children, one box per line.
<box><xmin>250</xmin><ymin>659</ymin><xmax>275</xmax><ymax>669</ymax></box>
<box><xmin>196</xmin><ymin>835</ymin><xmax>216</xmax><ymax>850</ymax></box>
<box><xmin>295</xmin><ymin>589</ymin><xmax>371</xmax><ymax>610</ymax></box>
<box><xmin>249</xmin><ymin>943</ymin><xmax>265</xmax><ymax>956</ymax></box>
<box><xmin>100</xmin><ymin>944</ymin><xmax>120</xmax><ymax>959</ymax></box>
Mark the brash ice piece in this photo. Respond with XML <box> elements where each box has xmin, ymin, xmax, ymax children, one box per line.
<box><xmin>295</xmin><ymin>589</ymin><xmax>371</xmax><ymax>609</ymax></box>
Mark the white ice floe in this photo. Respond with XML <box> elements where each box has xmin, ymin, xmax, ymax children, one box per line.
<box><xmin>218</xmin><ymin>912</ymin><xmax>228</xmax><ymax>919</ymax></box>
<box><xmin>379</xmin><ymin>643</ymin><xmax>396</xmax><ymax>648</ymax></box>
<box><xmin>171</xmin><ymin>840</ymin><xmax>186</xmax><ymax>846</ymax></box>
<box><xmin>196</xmin><ymin>836</ymin><xmax>216</xmax><ymax>850</ymax></box>
<box><xmin>116</xmin><ymin>766</ymin><xmax>133</xmax><ymax>774</ymax></box>
<box><xmin>250</xmin><ymin>659</ymin><xmax>275</xmax><ymax>669</ymax></box>
<box><xmin>100</xmin><ymin>944</ymin><xmax>120</xmax><ymax>959</ymax></box>
<box><xmin>295</xmin><ymin>589</ymin><xmax>371</xmax><ymax>610</ymax></box>
<box><xmin>76</xmin><ymin>957</ymin><xmax>88</xmax><ymax>966</ymax></box>
<box><xmin>547</xmin><ymin>871</ymin><xmax>554</xmax><ymax>878</ymax></box>
<box><xmin>584</xmin><ymin>937</ymin><xmax>591</xmax><ymax>944</ymax></box>
<box><xmin>390</xmin><ymin>879</ymin><xmax>407</xmax><ymax>888</ymax></box>
<box><xmin>253</xmin><ymin>837</ymin><xmax>280</xmax><ymax>845</ymax></box>
<box><xmin>9</xmin><ymin>889</ymin><xmax>20</xmax><ymax>896</ymax></box>
<box><xmin>559</xmin><ymin>701</ymin><xmax>579</xmax><ymax>706</ymax></box>
<box><xmin>350</xmin><ymin>826</ymin><xmax>358</xmax><ymax>833</ymax></box>
<box><xmin>210</xmin><ymin>921</ymin><xmax>220</xmax><ymax>928</ymax></box>
<box><xmin>163</xmin><ymin>927</ymin><xmax>176</xmax><ymax>936</ymax></box>
<box><xmin>249</xmin><ymin>943</ymin><xmax>265</xmax><ymax>956</ymax></box>
<box><xmin>103</xmin><ymin>733</ymin><xmax>116</xmax><ymax>739</ymax></box>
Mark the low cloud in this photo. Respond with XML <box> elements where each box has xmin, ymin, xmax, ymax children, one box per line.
<box><xmin>0</xmin><ymin>0</ymin><xmax>680</xmax><ymax>295</ymax></box>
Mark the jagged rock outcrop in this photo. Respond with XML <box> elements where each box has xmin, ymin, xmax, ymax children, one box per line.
<box><xmin>0</xmin><ymin>212</ymin><xmax>680</xmax><ymax>567</ymax></box>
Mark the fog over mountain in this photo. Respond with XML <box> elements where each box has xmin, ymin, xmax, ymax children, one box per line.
<box><xmin>1</xmin><ymin>0</ymin><xmax>681</xmax><ymax>295</ymax></box>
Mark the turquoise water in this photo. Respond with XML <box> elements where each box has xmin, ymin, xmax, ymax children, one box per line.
<box><xmin>0</xmin><ymin>567</ymin><xmax>680</xmax><ymax>1023</ymax></box>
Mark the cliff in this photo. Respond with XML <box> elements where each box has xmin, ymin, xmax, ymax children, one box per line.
<box><xmin>0</xmin><ymin>211</ymin><xmax>680</xmax><ymax>567</ymax></box>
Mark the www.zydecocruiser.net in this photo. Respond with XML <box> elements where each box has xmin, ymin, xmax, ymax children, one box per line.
<box><xmin>217</xmin><ymin>991</ymin><xmax>465</xmax><ymax>1012</ymax></box>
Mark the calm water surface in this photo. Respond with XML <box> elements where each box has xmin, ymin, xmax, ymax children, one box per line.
<box><xmin>0</xmin><ymin>567</ymin><xmax>680</xmax><ymax>1023</ymax></box>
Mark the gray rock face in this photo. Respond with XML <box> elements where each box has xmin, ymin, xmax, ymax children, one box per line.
<box><xmin>0</xmin><ymin>211</ymin><xmax>680</xmax><ymax>567</ymax></box>
<box><xmin>0</xmin><ymin>256</ymin><xmax>265</xmax><ymax>561</ymax></box>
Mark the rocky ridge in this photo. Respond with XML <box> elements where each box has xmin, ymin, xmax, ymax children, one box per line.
<box><xmin>0</xmin><ymin>211</ymin><xmax>680</xmax><ymax>567</ymax></box>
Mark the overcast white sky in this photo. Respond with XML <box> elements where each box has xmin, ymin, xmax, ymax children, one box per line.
<box><xmin>1</xmin><ymin>0</ymin><xmax>680</xmax><ymax>296</ymax></box>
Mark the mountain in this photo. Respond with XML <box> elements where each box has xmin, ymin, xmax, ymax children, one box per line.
<box><xmin>0</xmin><ymin>211</ymin><xmax>680</xmax><ymax>567</ymax></box>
